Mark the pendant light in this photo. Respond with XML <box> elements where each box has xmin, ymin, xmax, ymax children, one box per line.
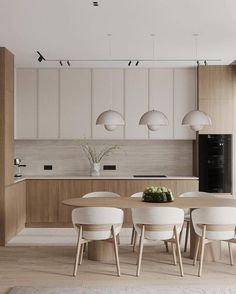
<box><xmin>96</xmin><ymin>34</ymin><xmax>125</xmax><ymax>131</ymax></box>
<box><xmin>139</xmin><ymin>34</ymin><xmax>169</xmax><ymax>131</ymax></box>
<box><xmin>182</xmin><ymin>34</ymin><xmax>212</xmax><ymax>131</ymax></box>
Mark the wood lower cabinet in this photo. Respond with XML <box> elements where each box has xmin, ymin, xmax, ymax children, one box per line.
<box><xmin>5</xmin><ymin>181</ymin><xmax>26</xmax><ymax>242</ymax></box>
<box><xmin>26</xmin><ymin>179</ymin><xmax>198</xmax><ymax>227</ymax></box>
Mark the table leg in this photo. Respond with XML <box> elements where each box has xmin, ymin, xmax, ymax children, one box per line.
<box><xmin>88</xmin><ymin>239</ymin><xmax>115</xmax><ymax>262</ymax></box>
<box><xmin>189</xmin><ymin>209</ymin><xmax>221</xmax><ymax>261</ymax></box>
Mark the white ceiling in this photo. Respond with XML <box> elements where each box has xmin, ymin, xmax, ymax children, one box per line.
<box><xmin>1</xmin><ymin>0</ymin><xmax>236</xmax><ymax>68</ymax></box>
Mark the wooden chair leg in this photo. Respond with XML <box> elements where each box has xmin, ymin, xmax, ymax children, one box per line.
<box><xmin>164</xmin><ymin>241</ymin><xmax>169</xmax><ymax>252</ymax></box>
<box><xmin>228</xmin><ymin>242</ymin><xmax>234</xmax><ymax>266</ymax></box>
<box><xmin>174</xmin><ymin>225</ymin><xmax>184</xmax><ymax>277</ymax></box>
<box><xmin>184</xmin><ymin>221</ymin><xmax>190</xmax><ymax>252</ymax></box>
<box><xmin>112</xmin><ymin>225</ymin><xmax>121</xmax><ymax>277</ymax></box>
<box><xmin>193</xmin><ymin>235</ymin><xmax>200</xmax><ymax>266</ymax></box>
<box><xmin>133</xmin><ymin>231</ymin><xmax>137</xmax><ymax>252</ymax></box>
<box><xmin>131</xmin><ymin>225</ymin><xmax>135</xmax><ymax>245</ymax></box>
<box><xmin>73</xmin><ymin>225</ymin><xmax>82</xmax><ymax>277</ymax></box>
<box><xmin>171</xmin><ymin>243</ymin><xmax>177</xmax><ymax>265</ymax></box>
<box><xmin>198</xmin><ymin>225</ymin><xmax>206</xmax><ymax>277</ymax></box>
<box><xmin>79</xmin><ymin>243</ymin><xmax>85</xmax><ymax>265</ymax></box>
<box><xmin>136</xmin><ymin>225</ymin><xmax>145</xmax><ymax>277</ymax></box>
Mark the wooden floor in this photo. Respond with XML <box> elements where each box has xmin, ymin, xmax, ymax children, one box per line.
<box><xmin>1</xmin><ymin>241</ymin><xmax>236</xmax><ymax>294</ymax></box>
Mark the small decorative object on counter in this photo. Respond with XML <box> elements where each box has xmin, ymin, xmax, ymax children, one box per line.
<box><xmin>81</xmin><ymin>142</ymin><xmax>119</xmax><ymax>177</ymax></box>
<box><xmin>142</xmin><ymin>186</ymin><xmax>174</xmax><ymax>203</ymax></box>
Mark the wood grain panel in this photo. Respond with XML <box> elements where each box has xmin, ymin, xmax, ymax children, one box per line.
<box><xmin>199</xmin><ymin>65</ymin><xmax>233</xmax><ymax>134</ymax></box>
<box><xmin>0</xmin><ymin>48</ymin><xmax>15</xmax><ymax>245</ymax></box>
<box><xmin>26</xmin><ymin>179</ymin><xmax>198</xmax><ymax>228</ymax></box>
<box><xmin>5</xmin><ymin>181</ymin><xmax>26</xmax><ymax>242</ymax></box>
<box><xmin>26</xmin><ymin>180</ymin><xmax>59</xmax><ymax>224</ymax></box>
<box><xmin>58</xmin><ymin>180</ymin><xmax>92</xmax><ymax>224</ymax></box>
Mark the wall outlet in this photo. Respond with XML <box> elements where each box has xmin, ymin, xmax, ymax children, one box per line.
<box><xmin>103</xmin><ymin>165</ymin><xmax>116</xmax><ymax>170</ymax></box>
<box><xmin>44</xmin><ymin>165</ymin><xmax>53</xmax><ymax>170</ymax></box>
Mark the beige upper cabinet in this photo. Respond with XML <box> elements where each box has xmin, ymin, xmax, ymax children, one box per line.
<box><xmin>92</xmin><ymin>69</ymin><xmax>124</xmax><ymax>139</ymax></box>
<box><xmin>15</xmin><ymin>69</ymin><xmax>37</xmax><ymax>139</ymax></box>
<box><xmin>125</xmin><ymin>69</ymin><xmax>148</xmax><ymax>139</ymax></box>
<box><xmin>198</xmin><ymin>66</ymin><xmax>233</xmax><ymax>134</ymax></box>
<box><xmin>15</xmin><ymin>67</ymin><xmax>197</xmax><ymax>140</ymax></box>
<box><xmin>38</xmin><ymin>69</ymin><xmax>59</xmax><ymax>139</ymax></box>
<box><xmin>60</xmin><ymin>69</ymin><xmax>91</xmax><ymax>139</ymax></box>
<box><xmin>149</xmin><ymin>69</ymin><xmax>174</xmax><ymax>139</ymax></box>
<box><xmin>173</xmin><ymin>69</ymin><xmax>196</xmax><ymax>140</ymax></box>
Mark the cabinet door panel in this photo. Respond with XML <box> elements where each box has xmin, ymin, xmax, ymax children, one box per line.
<box><xmin>149</xmin><ymin>69</ymin><xmax>173</xmax><ymax>139</ymax></box>
<box><xmin>174</xmin><ymin>69</ymin><xmax>196</xmax><ymax>139</ymax></box>
<box><xmin>15</xmin><ymin>69</ymin><xmax>37</xmax><ymax>139</ymax></box>
<box><xmin>60</xmin><ymin>69</ymin><xmax>91</xmax><ymax>139</ymax></box>
<box><xmin>125</xmin><ymin>69</ymin><xmax>148</xmax><ymax>139</ymax></box>
<box><xmin>38</xmin><ymin>69</ymin><xmax>59</xmax><ymax>139</ymax></box>
<box><xmin>92</xmin><ymin>69</ymin><xmax>124</xmax><ymax>139</ymax></box>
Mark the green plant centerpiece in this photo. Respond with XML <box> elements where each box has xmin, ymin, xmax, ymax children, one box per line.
<box><xmin>142</xmin><ymin>186</ymin><xmax>174</xmax><ymax>203</ymax></box>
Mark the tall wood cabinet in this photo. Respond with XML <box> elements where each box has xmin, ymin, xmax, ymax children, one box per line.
<box><xmin>198</xmin><ymin>66</ymin><xmax>234</xmax><ymax>134</ymax></box>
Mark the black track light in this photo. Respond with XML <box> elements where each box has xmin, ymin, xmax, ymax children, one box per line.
<box><xmin>59</xmin><ymin>60</ymin><xmax>63</xmax><ymax>66</ymax></box>
<box><xmin>204</xmin><ymin>60</ymin><xmax>207</xmax><ymax>66</ymax></box>
<box><xmin>135</xmin><ymin>60</ymin><xmax>139</xmax><ymax>66</ymax></box>
<box><xmin>128</xmin><ymin>60</ymin><xmax>131</xmax><ymax>66</ymax></box>
<box><xmin>37</xmin><ymin>51</ymin><xmax>46</xmax><ymax>62</ymax></box>
<box><xmin>93</xmin><ymin>1</ymin><xmax>98</xmax><ymax>6</ymax></box>
<box><xmin>67</xmin><ymin>60</ymin><xmax>71</xmax><ymax>66</ymax></box>
<box><xmin>196</xmin><ymin>60</ymin><xmax>200</xmax><ymax>66</ymax></box>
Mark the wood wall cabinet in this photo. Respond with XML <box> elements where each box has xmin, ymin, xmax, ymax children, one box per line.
<box><xmin>124</xmin><ymin>69</ymin><xmax>148</xmax><ymax>139</ymax></box>
<box><xmin>174</xmin><ymin>69</ymin><xmax>196</xmax><ymax>139</ymax></box>
<box><xmin>92</xmin><ymin>69</ymin><xmax>124</xmax><ymax>139</ymax></box>
<box><xmin>15</xmin><ymin>69</ymin><xmax>37</xmax><ymax>139</ymax></box>
<box><xmin>198</xmin><ymin>66</ymin><xmax>233</xmax><ymax>134</ymax></box>
<box><xmin>60</xmin><ymin>69</ymin><xmax>91</xmax><ymax>139</ymax></box>
<box><xmin>38</xmin><ymin>69</ymin><xmax>59</xmax><ymax>139</ymax></box>
<box><xmin>26</xmin><ymin>179</ymin><xmax>198</xmax><ymax>227</ymax></box>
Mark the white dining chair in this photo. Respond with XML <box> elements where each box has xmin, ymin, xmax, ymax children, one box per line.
<box><xmin>179</xmin><ymin>191</ymin><xmax>215</xmax><ymax>252</ymax></box>
<box><xmin>72</xmin><ymin>207</ymin><xmax>124</xmax><ymax>277</ymax></box>
<box><xmin>130</xmin><ymin>192</ymin><xmax>143</xmax><ymax>247</ymax></box>
<box><xmin>132</xmin><ymin>207</ymin><xmax>184</xmax><ymax>277</ymax></box>
<box><xmin>82</xmin><ymin>191</ymin><xmax>121</xmax><ymax>198</ymax></box>
<box><xmin>130</xmin><ymin>191</ymin><xmax>169</xmax><ymax>253</ymax></box>
<box><xmin>192</xmin><ymin>207</ymin><xmax>236</xmax><ymax>277</ymax></box>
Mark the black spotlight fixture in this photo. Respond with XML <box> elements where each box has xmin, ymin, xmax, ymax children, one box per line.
<box><xmin>128</xmin><ymin>60</ymin><xmax>131</xmax><ymax>66</ymax></box>
<box><xmin>67</xmin><ymin>60</ymin><xmax>71</xmax><ymax>66</ymax></box>
<box><xmin>204</xmin><ymin>60</ymin><xmax>207</xmax><ymax>66</ymax></box>
<box><xmin>196</xmin><ymin>60</ymin><xmax>200</xmax><ymax>66</ymax></box>
<box><xmin>59</xmin><ymin>60</ymin><xmax>63</xmax><ymax>66</ymax></box>
<box><xmin>37</xmin><ymin>51</ymin><xmax>46</xmax><ymax>62</ymax></box>
<box><xmin>135</xmin><ymin>60</ymin><xmax>139</xmax><ymax>66</ymax></box>
<box><xmin>93</xmin><ymin>1</ymin><xmax>99</xmax><ymax>6</ymax></box>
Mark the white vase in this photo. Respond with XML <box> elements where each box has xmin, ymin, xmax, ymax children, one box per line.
<box><xmin>90</xmin><ymin>162</ymin><xmax>101</xmax><ymax>177</ymax></box>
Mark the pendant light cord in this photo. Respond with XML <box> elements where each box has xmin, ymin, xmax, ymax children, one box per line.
<box><xmin>108</xmin><ymin>34</ymin><xmax>113</xmax><ymax>110</ymax></box>
<box><xmin>194</xmin><ymin>34</ymin><xmax>199</xmax><ymax>109</ymax></box>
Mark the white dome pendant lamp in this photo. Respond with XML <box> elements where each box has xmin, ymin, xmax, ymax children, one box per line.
<box><xmin>139</xmin><ymin>34</ymin><xmax>168</xmax><ymax>131</ymax></box>
<box><xmin>96</xmin><ymin>34</ymin><xmax>125</xmax><ymax>131</ymax></box>
<box><xmin>182</xmin><ymin>34</ymin><xmax>211</xmax><ymax>132</ymax></box>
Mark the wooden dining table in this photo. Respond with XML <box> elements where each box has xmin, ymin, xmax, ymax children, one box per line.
<box><xmin>63</xmin><ymin>196</ymin><xmax>236</xmax><ymax>262</ymax></box>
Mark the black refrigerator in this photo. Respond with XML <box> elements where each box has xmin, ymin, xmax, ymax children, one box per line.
<box><xmin>199</xmin><ymin>134</ymin><xmax>232</xmax><ymax>193</ymax></box>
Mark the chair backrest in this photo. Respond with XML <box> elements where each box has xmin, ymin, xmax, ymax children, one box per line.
<box><xmin>72</xmin><ymin>207</ymin><xmax>124</xmax><ymax>240</ymax></box>
<box><xmin>130</xmin><ymin>192</ymin><xmax>143</xmax><ymax>198</ymax></box>
<box><xmin>192</xmin><ymin>207</ymin><xmax>236</xmax><ymax>240</ymax></box>
<box><xmin>179</xmin><ymin>191</ymin><xmax>215</xmax><ymax>198</ymax></box>
<box><xmin>82</xmin><ymin>191</ymin><xmax>120</xmax><ymax>198</ymax></box>
<box><xmin>132</xmin><ymin>207</ymin><xmax>184</xmax><ymax>240</ymax></box>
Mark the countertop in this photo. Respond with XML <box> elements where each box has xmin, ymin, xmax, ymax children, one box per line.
<box><xmin>14</xmin><ymin>176</ymin><xmax>198</xmax><ymax>184</ymax></box>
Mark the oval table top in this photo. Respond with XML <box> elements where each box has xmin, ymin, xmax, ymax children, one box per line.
<box><xmin>63</xmin><ymin>196</ymin><xmax>236</xmax><ymax>209</ymax></box>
